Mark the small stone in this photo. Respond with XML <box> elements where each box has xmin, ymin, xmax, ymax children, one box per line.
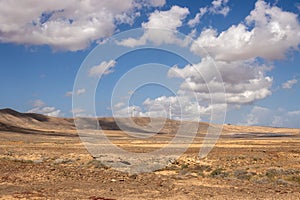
<box><xmin>120</xmin><ymin>160</ymin><xmax>131</xmax><ymax>165</ymax></box>
<box><xmin>54</xmin><ymin>158</ymin><xmax>64</xmax><ymax>164</ymax></box>
<box><xmin>33</xmin><ymin>159</ymin><xmax>43</xmax><ymax>164</ymax></box>
<box><xmin>53</xmin><ymin>158</ymin><xmax>73</xmax><ymax>164</ymax></box>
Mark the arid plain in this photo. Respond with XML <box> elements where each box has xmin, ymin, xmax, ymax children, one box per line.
<box><xmin>0</xmin><ymin>108</ymin><xmax>300</xmax><ymax>199</ymax></box>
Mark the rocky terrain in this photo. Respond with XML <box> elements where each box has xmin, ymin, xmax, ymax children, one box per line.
<box><xmin>0</xmin><ymin>108</ymin><xmax>300</xmax><ymax>199</ymax></box>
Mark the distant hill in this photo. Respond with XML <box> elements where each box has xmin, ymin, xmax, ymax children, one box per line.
<box><xmin>0</xmin><ymin>108</ymin><xmax>75</xmax><ymax>132</ymax></box>
<box><xmin>0</xmin><ymin>108</ymin><xmax>299</xmax><ymax>137</ymax></box>
<box><xmin>0</xmin><ymin>108</ymin><xmax>212</xmax><ymax>135</ymax></box>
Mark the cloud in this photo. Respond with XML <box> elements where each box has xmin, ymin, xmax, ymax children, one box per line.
<box><xmin>210</xmin><ymin>0</ymin><xmax>230</xmax><ymax>16</ymax></box>
<box><xmin>287</xmin><ymin>110</ymin><xmax>300</xmax><ymax>116</ymax></box>
<box><xmin>142</xmin><ymin>95</ymin><xmax>226</xmax><ymax>121</ymax></box>
<box><xmin>76</xmin><ymin>88</ymin><xmax>86</xmax><ymax>95</ymax></box>
<box><xmin>0</xmin><ymin>0</ymin><xmax>165</xmax><ymax>51</ymax></box>
<box><xmin>89</xmin><ymin>60</ymin><xmax>116</xmax><ymax>77</ymax></box>
<box><xmin>112</xmin><ymin>93</ymin><xmax>226</xmax><ymax>122</ymax></box>
<box><xmin>71</xmin><ymin>108</ymin><xmax>85</xmax><ymax>114</ymax></box>
<box><xmin>142</xmin><ymin>6</ymin><xmax>189</xmax><ymax>30</ymax></box>
<box><xmin>168</xmin><ymin>58</ymin><xmax>273</xmax><ymax>105</ymax></box>
<box><xmin>241</xmin><ymin>106</ymin><xmax>300</xmax><ymax>128</ymax></box>
<box><xmin>70</xmin><ymin>108</ymin><xmax>93</xmax><ymax>117</ymax></box>
<box><xmin>114</xmin><ymin>102</ymin><xmax>125</xmax><ymax>109</ymax></box>
<box><xmin>188</xmin><ymin>7</ymin><xmax>208</xmax><ymax>27</ymax></box>
<box><xmin>188</xmin><ymin>0</ymin><xmax>230</xmax><ymax>28</ymax></box>
<box><xmin>282</xmin><ymin>78</ymin><xmax>297</xmax><ymax>89</ymax></box>
<box><xmin>31</xmin><ymin>99</ymin><xmax>46</xmax><ymax>107</ymax></box>
<box><xmin>243</xmin><ymin>106</ymin><xmax>271</xmax><ymax>126</ymax></box>
<box><xmin>191</xmin><ymin>1</ymin><xmax>300</xmax><ymax>61</ymax></box>
<box><xmin>113</xmin><ymin>105</ymin><xmax>142</xmax><ymax>117</ymax></box>
<box><xmin>118</xmin><ymin>1</ymin><xmax>298</xmax><ymax>122</ymax></box>
<box><xmin>27</xmin><ymin>99</ymin><xmax>61</xmax><ymax>117</ymax></box>
<box><xmin>65</xmin><ymin>91</ymin><xmax>73</xmax><ymax>97</ymax></box>
<box><xmin>65</xmin><ymin>88</ymin><xmax>86</xmax><ymax>97</ymax></box>
<box><xmin>297</xmin><ymin>3</ymin><xmax>300</xmax><ymax>11</ymax></box>
<box><xmin>115</xmin><ymin>12</ymin><xmax>141</xmax><ymax>25</ymax></box>
<box><xmin>118</xmin><ymin>5</ymin><xmax>189</xmax><ymax>47</ymax></box>
<box><xmin>148</xmin><ymin>0</ymin><xmax>166</xmax><ymax>7</ymax></box>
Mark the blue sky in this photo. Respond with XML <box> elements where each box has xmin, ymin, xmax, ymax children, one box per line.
<box><xmin>1</xmin><ymin>0</ymin><xmax>300</xmax><ymax>127</ymax></box>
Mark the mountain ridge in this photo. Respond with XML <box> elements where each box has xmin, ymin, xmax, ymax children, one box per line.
<box><xmin>0</xmin><ymin>108</ymin><xmax>299</xmax><ymax>136</ymax></box>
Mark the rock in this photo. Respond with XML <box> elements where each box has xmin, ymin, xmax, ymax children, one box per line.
<box><xmin>53</xmin><ymin>158</ymin><xmax>73</xmax><ymax>164</ymax></box>
<box><xmin>54</xmin><ymin>158</ymin><xmax>64</xmax><ymax>164</ymax></box>
<box><xmin>33</xmin><ymin>159</ymin><xmax>43</xmax><ymax>164</ymax></box>
<box><xmin>120</xmin><ymin>160</ymin><xmax>131</xmax><ymax>165</ymax></box>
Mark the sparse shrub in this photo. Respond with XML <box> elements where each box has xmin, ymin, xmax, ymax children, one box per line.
<box><xmin>265</xmin><ymin>168</ymin><xmax>285</xmax><ymax>179</ymax></box>
<box><xmin>211</xmin><ymin>168</ymin><xmax>222</xmax><ymax>176</ymax></box>
<box><xmin>276</xmin><ymin>179</ymin><xmax>290</xmax><ymax>186</ymax></box>
<box><xmin>164</xmin><ymin>164</ymin><xmax>178</xmax><ymax>171</ymax></box>
<box><xmin>194</xmin><ymin>164</ymin><xmax>212</xmax><ymax>172</ymax></box>
<box><xmin>210</xmin><ymin>168</ymin><xmax>228</xmax><ymax>178</ymax></box>
<box><xmin>13</xmin><ymin>158</ymin><xmax>33</xmax><ymax>163</ymax></box>
<box><xmin>253</xmin><ymin>177</ymin><xmax>270</xmax><ymax>184</ymax></box>
<box><xmin>181</xmin><ymin>164</ymin><xmax>188</xmax><ymax>170</ymax></box>
<box><xmin>253</xmin><ymin>157</ymin><xmax>262</xmax><ymax>162</ymax></box>
<box><xmin>238</xmin><ymin>156</ymin><xmax>246</xmax><ymax>160</ymax></box>
<box><xmin>198</xmin><ymin>171</ymin><xmax>205</xmax><ymax>177</ymax></box>
<box><xmin>288</xmin><ymin>176</ymin><xmax>300</xmax><ymax>185</ymax></box>
<box><xmin>178</xmin><ymin>169</ymin><xmax>188</xmax><ymax>176</ymax></box>
<box><xmin>4</xmin><ymin>151</ymin><xmax>13</xmax><ymax>156</ymax></box>
<box><xmin>282</xmin><ymin>169</ymin><xmax>299</xmax><ymax>175</ymax></box>
<box><xmin>87</xmin><ymin>159</ymin><xmax>109</xmax><ymax>169</ymax></box>
<box><xmin>266</xmin><ymin>169</ymin><xmax>277</xmax><ymax>179</ymax></box>
<box><xmin>189</xmin><ymin>165</ymin><xmax>210</xmax><ymax>177</ymax></box>
<box><xmin>234</xmin><ymin>169</ymin><xmax>252</xmax><ymax>180</ymax></box>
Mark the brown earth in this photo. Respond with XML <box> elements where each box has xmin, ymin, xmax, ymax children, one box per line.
<box><xmin>0</xmin><ymin>108</ymin><xmax>300</xmax><ymax>199</ymax></box>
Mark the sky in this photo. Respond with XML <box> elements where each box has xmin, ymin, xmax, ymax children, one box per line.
<box><xmin>1</xmin><ymin>0</ymin><xmax>300</xmax><ymax>128</ymax></box>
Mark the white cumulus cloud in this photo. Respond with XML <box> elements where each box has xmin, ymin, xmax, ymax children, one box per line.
<box><xmin>168</xmin><ymin>58</ymin><xmax>273</xmax><ymax>105</ymax></box>
<box><xmin>89</xmin><ymin>60</ymin><xmax>117</xmax><ymax>77</ymax></box>
<box><xmin>65</xmin><ymin>88</ymin><xmax>86</xmax><ymax>97</ymax></box>
<box><xmin>31</xmin><ymin>99</ymin><xmax>46</xmax><ymax>107</ymax></box>
<box><xmin>210</xmin><ymin>0</ymin><xmax>230</xmax><ymax>16</ymax></box>
<box><xmin>282</xmin><ymin>78</ymin><xmax>298</xmax><ymax>89</ymax></box>
<box><xmin>148</xmin><ymin>0</ymin><xmax>166</xmax><ymax>7</ymax></box>
<box><xmin>27</xmin><ymin>99</ymin><xmax>61</xmax><ymax>117</ymax></box>
<box><xmin>118</xmin><ymin>5</ymin><xmax>189</xmax><ymax>47</ymax></box>
<box><xmin>188</xmin><ymin>0</ymin><xmax>230</xmax><ymax>28</ymax></box>
<box><xmin>188</xmin><ymin>7</ymin><xmax>208</xmax><ymax>27</ymax></box>
<box><xmin>241</xmin><ymin>106</ymin><xmax>300</xmax><ymax>128</ymax></box>
<box><xmin>0</xmin><ymin>0</ymin><xmax>166</xmax><ymax>51</ymax></box>
<box><xmin>191</xmin><ymin>0</ymin><xmax>300</xmax><ymax>61</ymax></box>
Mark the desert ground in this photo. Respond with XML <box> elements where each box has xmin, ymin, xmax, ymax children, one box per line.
<box><xmin>0</xmin><ymin>108</ymin><xmax>300</xmax><ymax>199</ymax></box>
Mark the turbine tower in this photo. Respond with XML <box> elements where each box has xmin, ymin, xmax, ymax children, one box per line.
<box><xmin>169</xmin><ymin>102</ymin><xmax>172</xmax><ymax>119</ymax></box>
<box><xmin>132</xmin><ymin>106</ymin><xmax>136</xmax><ymax>118</ymax></box>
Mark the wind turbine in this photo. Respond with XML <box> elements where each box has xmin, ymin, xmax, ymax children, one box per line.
<box><xmin>169</xmin><ymin>102</ymin><xmax>172</xmax><ymax>119</ymax></box>
<box><xmin>132</xmin><ymin>106</ymin><xmax>136</xmax><ymax>118</ymax></box>
<box><xmin>130</xmin><ymin>90</ymin><xmax>139</xmax><ymax>118</ymax></box>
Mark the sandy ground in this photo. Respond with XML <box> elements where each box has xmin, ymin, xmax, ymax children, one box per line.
<box><xmin>0</xmin><ymin>109</ymin><xmax>300</xmax><ymax>199</ymax></box>
<box><xmin>0</xmin><ymin>127</ymin><xmax>300</xmax><ymax>200</ymax></box>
